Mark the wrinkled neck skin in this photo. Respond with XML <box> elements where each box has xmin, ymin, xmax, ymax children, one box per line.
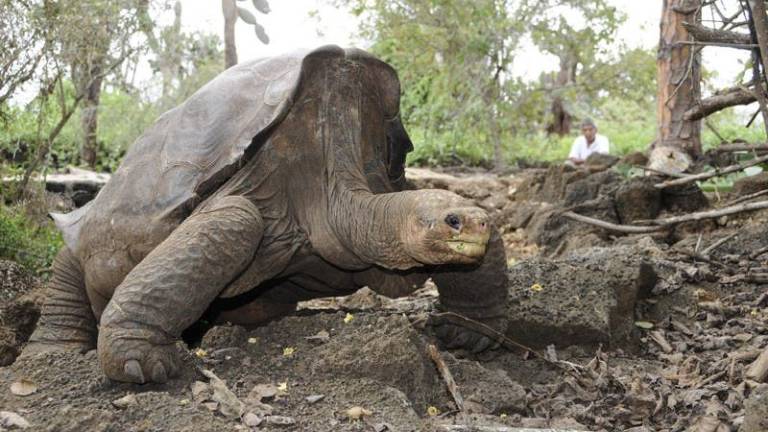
<box><xmin>330</xmin><ymin>185</ymin><xmax>422</xmax><ymax>270</ymax></box>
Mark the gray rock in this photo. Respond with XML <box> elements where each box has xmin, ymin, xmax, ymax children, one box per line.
<box><xmin>506</xmin><ymin>245</ymin><xmax>657</xmax><ymax>348</ymax></box>
<box><xmin>526</xmin><ymin>195</ymin><xmax>618</xmax><ymax>253</ymax></box>
<box><xmin>614</xmin><ymin>176</ymin><xmax>662</xmax><ymax>223</ymax></box>
<box><xmin>661</xmin><ymin>183</ymin><xmax>708</xmax><ymax>213</ymax></box>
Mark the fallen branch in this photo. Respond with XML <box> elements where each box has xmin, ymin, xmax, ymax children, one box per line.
<box><xmin>427</xmin><ymin>344</ymin><xmax>465</xmax><ymax>412</ymax></box>
<box><xmin>654</xmin><ymin>153</ymin><xmax>768</xmax><ymax>189</ymax></box>
<box><xmin>644</xmin><ymin>200</ymin><xmax>768</xmax><ymax>225</ymax></box>
<box><xmin>701</xmin><ymin>232</ymin><xmax>739</xmax><ymax>255</ymax></box>
<box><xmin>726</xmin><ymin>188</ymin><xmax>768</xmax><ymax>206</ymax></box>
<box><xmin>564</xmin><ymin>200</ymin><xmax>768</xmax><ymax>233</ymax></box>
<box><xmin>561</xmin><ymin>212</ymin><xmax>661</xmax><ymax>234</ymax></box>
<box><xmin>429</xmin><ymin>312</ymin><xmax>584</xmax><ymax>375</ymax></box>
<box><xmin>709</xmin><ymin>143</ymin><xmax>768</xmax><ymax>153</ymax></box>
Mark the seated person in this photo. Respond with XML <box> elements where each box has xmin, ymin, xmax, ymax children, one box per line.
<box><xmin>567</xmin><ymin>118</ymin><xmax>609</xmax><ymax>166</ymax></box>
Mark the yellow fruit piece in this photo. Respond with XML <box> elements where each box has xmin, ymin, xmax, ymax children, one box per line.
<box><xmin>283</xmin><ymin>347</ymin><xmax>295</xmax><ymax>357</ymax></box>
<box><xmin>344</xmin><ymin>313</ymin><xmax>354</xmax><ymax>324</ymax></box>
<box><xmin>530</xmin><ymin>283</ymin><xmax>543</xmax><ymax>292</ymax></box>
<box><xmin>194</xmin><ymin>348</ymin><xmax>207</xmax><ymax>358</ymax></box>
<box><xmin>427</xmin><ymin>406</ymin><xmax>439</xmax><ymax>417</ymax></box>
<box><xmin>247</xmin><ymin>337</ymin><xmax>257</xmax><ymax>344</ymax></box>
<box><xmin>277</xmin><ymin>382</ymin><xmax>288</xmax><ymax>392</ymax></box>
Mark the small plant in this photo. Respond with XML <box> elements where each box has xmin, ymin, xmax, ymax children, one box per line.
<box><xmin>0</xmin><ymin>204</ymin><xmax>62</xmax><ymax>273</ymax></box>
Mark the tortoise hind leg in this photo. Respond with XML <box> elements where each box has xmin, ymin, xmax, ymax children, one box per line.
<box><xmin>98</xmin><ymin>196</ymin><xmax>264</xmax><ymax>384</ymax></box>
<box><xmin>21</xmin><ymin>247</ymin><xmax>97</xmax><ymax>356</ymax></box>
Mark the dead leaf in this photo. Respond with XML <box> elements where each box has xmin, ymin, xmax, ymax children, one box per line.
<box><xmin>305</xmin><ymin>394</ymin><xmax>325</xmax><ymax>404</ymax></box>
<box><xmin>201</xmin><ymin>369</ymin><xmax>244</xmax><ymax>419</ymax></box>
<box><xmin>0</xmin><ymin>411</ymin><xmax>30</xmax><ymax>429</ymax></box>
<box><xmin>112</xmin><ymin>394</ymin><xmax>138</xmax><ymax>409</ymax></box>
<box><xmin>346</xmin><ymin>406</ymin><xmax>372</xmax><ymax>420</ymax></box>
<box><xmin>10</xmin><ymin>379</ymin><xmax>37</xmax><ymax>397</ymax></box>
<box><xmin>634</xmin><ymin>321</ymin><xmax>655</xmax><ymax>330</ymax></box>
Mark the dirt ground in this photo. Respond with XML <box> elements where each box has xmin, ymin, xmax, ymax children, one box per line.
<box><xmin>1</xmin><ymin>165</ymin><xmax>768</xmax><ymax>431</ymax></box>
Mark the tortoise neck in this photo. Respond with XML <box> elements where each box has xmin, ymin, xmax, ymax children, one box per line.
<box><xmin>329</xmin><ymin>187</ymin><xmax>421</xmax><ymax>270</ymax></box>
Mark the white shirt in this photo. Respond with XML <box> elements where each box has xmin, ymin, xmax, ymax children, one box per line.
<box><xmin>568</xmin><ymin>134</ymin><xmax>610</xmax><ymax>161</ymax></box>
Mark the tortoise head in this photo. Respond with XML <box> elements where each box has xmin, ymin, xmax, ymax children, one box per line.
<box><xmin>401</xmin><ymin>190</ymin><xmax>491</xmax><ymax>265</ymax></box>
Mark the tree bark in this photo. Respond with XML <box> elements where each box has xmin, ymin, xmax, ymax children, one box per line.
<box><xmin>748</xmin><ymin>0</ymin><xmax>768</xmax><ymax>138</ymax></box>
<box><xmin>222</xmin><ymin>0</ymin><xmax>238</xmax><ymax>69</ymax></box>
<box><xmin>657</xmin><ymin>0</ymin><xmax>702</xmax><ymax>158</ymax></box>
<box><xmin>80</xmin><ymin>58</ymin><xmax>104</xmax><ymax>168</ymax></box>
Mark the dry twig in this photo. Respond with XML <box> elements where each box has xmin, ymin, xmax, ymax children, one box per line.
<box><xmin>563</xmin><ymin>200</ymin><xmax>768</xmax><ymax>234</ymax></box>
<box><xmin>701</xmin><ymin>232</ymin><xmax>738</xmax><ymax>255</ymax></box>
<box><xmin>429</xmin><ymin>312</ymin><xmax>584</xmax><ymax>375</ymax></box>
<box><xmin>654</xmin><ymin>153</ymin><xmax>768</xmax><ymax>189</ymax></box>
<box><xmin>427</xmin><ymin>344</ymin><xmax>465</xmax><ymax>412</ymax></box>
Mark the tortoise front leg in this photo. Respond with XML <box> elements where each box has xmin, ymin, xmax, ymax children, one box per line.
<box><xmin>355</xmin><ymin>227</ymin><xmax>507</xmax><ymax>352</ymax></box>
<box><xmin>431</xmin><ymin>227</ymin><xmax>508</xmax><ymax>352</ymax></box>
<box><xmin>98</xmin><ymin>196</ymin><xmax>263</xmax><ymax>384</ymax></box>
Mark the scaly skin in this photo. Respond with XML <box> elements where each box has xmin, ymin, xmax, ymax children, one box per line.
<box><xmin>431</xmin><ymin>228</ymin><xmax>508</xmax><ymax>352</ymax></box>
<box><xmin>22</xmin><ymin>248</ymin><xmax>97</xmax><ymax>356</ymax></box>
<box><xmin>352</xmin><ymin>227</ymin><xmax>508</xmax><ymax>352</ymax></box>
<box><xmin>98</xmin><ymin>196</ymin><xmax>263</xmax><ymax>383</ymax></box>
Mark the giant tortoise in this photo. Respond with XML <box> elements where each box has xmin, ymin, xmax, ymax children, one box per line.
<box><xmin>23</xmin><ymin>45</ymin><xmax>508</xmax><ymax>383</ymax></box>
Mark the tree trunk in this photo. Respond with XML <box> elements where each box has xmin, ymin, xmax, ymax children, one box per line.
<box><xmin>79</xmin><ymin>58</ymin><xmax>105</xmax><ymax>168</ymax></box>
<box><xmin>546</xmin><ymin>54</ymin><xmax>577</xmax><ymax>136</ymax></box>
<box><xmin>222</xmin><ymin>0</ymin><xmax>238</xmax><ymax>69</ymax></box>
<box><xmin>657</xmin><ymin>0</ymin><xmax>702</xmax><ymax>158</ymax></box>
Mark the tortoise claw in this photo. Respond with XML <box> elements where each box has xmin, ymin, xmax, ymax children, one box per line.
<box><xmin>124</xmin><ymin>359</ymin><xmax>146</xmax><ymax>384</ymax></box>
<box><xmin>151</xmin><ymin>362</ymin><xmax>168</xmax><ymax>383</ymax></box>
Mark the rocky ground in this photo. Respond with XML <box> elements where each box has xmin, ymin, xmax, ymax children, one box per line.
<box><xmin>2</xmin><ymin>162</ymin><xmax>768</xmax><ymax>431</ymax></box>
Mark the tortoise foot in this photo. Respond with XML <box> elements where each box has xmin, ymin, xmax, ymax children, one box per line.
<box><xmin>97</xmin><ymin>325</ymin><xmax>181</xmax><ymax>384</ymax></box>
<box><xmin>19</xmin><ymin>340</ymin><xmax>93</xmax><ymax>360</ymax></box>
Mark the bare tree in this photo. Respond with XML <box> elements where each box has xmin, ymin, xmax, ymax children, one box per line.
<box><xmin>221</xmin><ymin>0</ymin><xmax>270</xmax><ymax>69</ymax></box>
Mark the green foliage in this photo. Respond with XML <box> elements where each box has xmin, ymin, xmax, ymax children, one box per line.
<box><xmin>701</xmin><ymin>109</ymin><xmax>766</xmax><ymax>150</ymax></box>
<box><xmin>0</xmin><ymin>204</ymin><xmax>62</xmax><ymax>273</ymax></box>
<box><xmin>336</xmin><ymin>0</ymin><xmax>662</xmax><ymax>166</ymax></box>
